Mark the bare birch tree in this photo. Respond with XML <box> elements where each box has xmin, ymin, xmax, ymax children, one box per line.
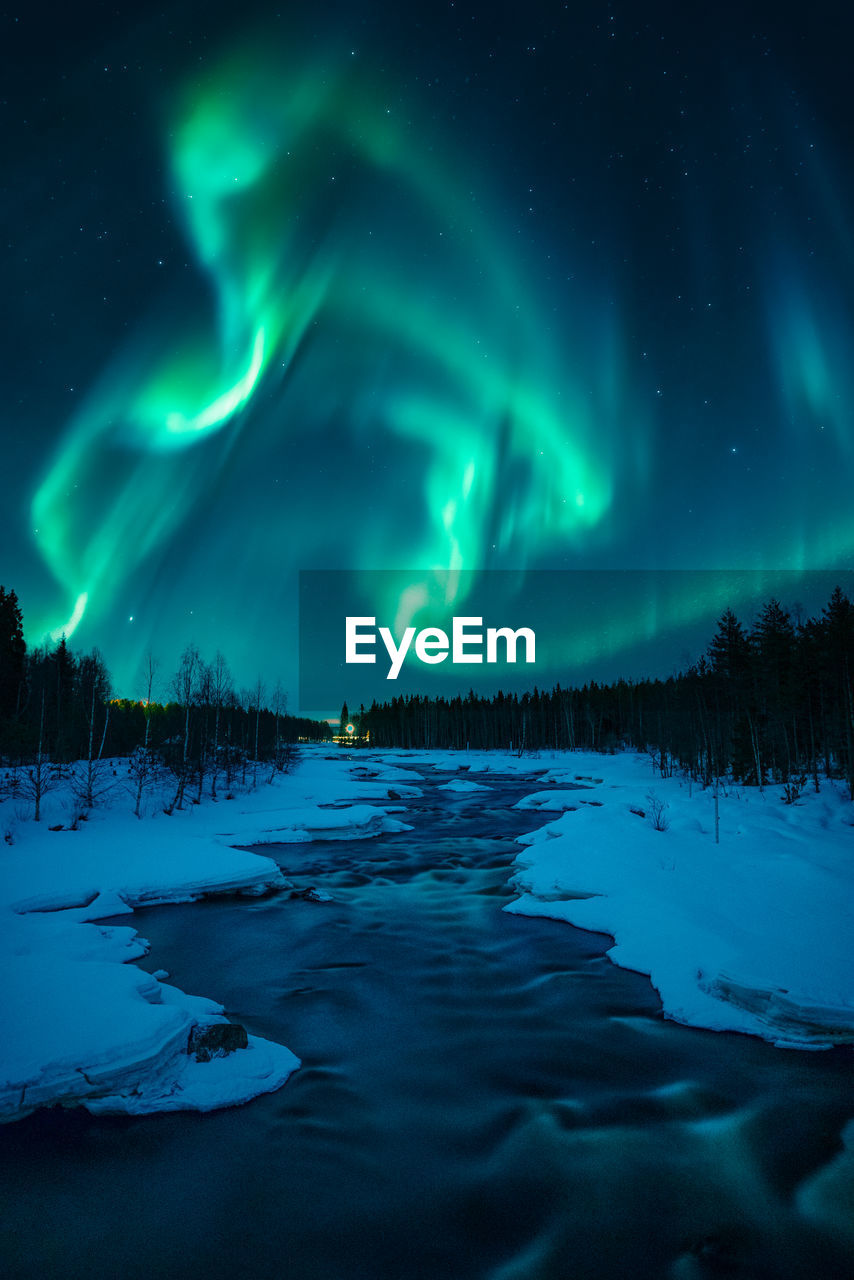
<box><xmin>208</xmin><ymin>651</ymin><xmax>233</xmax><ymax>799</ymax></box>
<box><xmin>168</xmin><ymin>644</ymin><xmax>200</xmax><ymax>812</ymax></box>
<box><xmin>130</xmin><ymin>654</ymin><xmax>159</xmax><ymax>818</ymax></box>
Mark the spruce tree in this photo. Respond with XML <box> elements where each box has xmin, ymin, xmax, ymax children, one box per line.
<box><xmin>705</xmin><ymin>609</ymin><xmax>752</xmax><ymax>781</ymax></box>
<box><xmin>821</xmin><ymin>587</ymin><xmax>854</xmax><ymax>797</ymax></box>
<box><xmin>751</xmin><ymin>599</ymin><xmax>797</xmax><ymax>781</ymax></box>
<box><xmin>0</xmin><ymin>586</ymin><xmax>26</xmax><ymax>721</ymax></box>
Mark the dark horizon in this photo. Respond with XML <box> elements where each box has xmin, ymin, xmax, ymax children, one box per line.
<box><xmin>4</xmin><ymin>572</ymin><xmax>852</xmax><ymax>732</ymax></box>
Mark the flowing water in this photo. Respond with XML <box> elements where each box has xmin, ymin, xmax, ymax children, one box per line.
<box><xmin>1</xmin><ymin>773</ymin><xmax>852</xmax><ymax>1279</ymax></box>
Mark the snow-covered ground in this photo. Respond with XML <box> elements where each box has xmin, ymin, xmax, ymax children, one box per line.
<box><xmin>0</xmin><ymin>749</ymin><xmax>413</xmax><ymax>1123</ymax></box>
<box><xmin>3</xmin><ymin>744</ymin><xmax>851</xmax><ymax>1127</ymax></box>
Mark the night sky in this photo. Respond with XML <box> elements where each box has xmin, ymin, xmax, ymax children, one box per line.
<box><xmin>4</xmin><ymin>1</ymin><xmax>854</xmax><ymax>709</ymax></box>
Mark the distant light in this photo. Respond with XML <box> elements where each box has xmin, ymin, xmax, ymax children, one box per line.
<box><xmin>346</xmin><ymin>723</ymin><xmax>355</xmax><ymax>735</ymax></box>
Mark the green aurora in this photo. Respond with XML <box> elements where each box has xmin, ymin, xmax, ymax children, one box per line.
<box><xmin>5</xmin><ymin>6</ymin><xmax>854</xmax><ymax>701</ymax></box>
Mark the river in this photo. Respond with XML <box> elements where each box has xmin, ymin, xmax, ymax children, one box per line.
<box><xmin>1</xmin><ymin>771</ymin><xmax>852</xmax><ymax>1278</ymax></box>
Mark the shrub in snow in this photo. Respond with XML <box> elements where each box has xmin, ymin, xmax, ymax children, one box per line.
<box><xmin>17</xmin><ymin>759</ymin><xmax>58</xmax><ymax>822</ymax></box>
<box><xmin>645</xmin><ymin>789</ymin><xmax>669</xmax><ymax>831</ymax></box>
<box><xmin>781</xmin><ymin>774</ymin><xmax>808</xmax><ymax>806</ymax></box>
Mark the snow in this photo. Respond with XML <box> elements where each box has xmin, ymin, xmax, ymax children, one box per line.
<box><xmin>503</xmin><ymin>751</ymin><xmax>854</xmax><ymax>1049</ymax></box>
<box><xmin>351</xmin><ymin>765</ymin><xmax>425</xmax><ymax>783</ymax></box>
<box><xmin>3</xmin><ymin>743</ymin><xmax>851</xmax><ymax>1127</ymax></box>
<box><xmin>366</xmin><ymin>746</ymin><xmax>854</xmax><ymax>1048</ymax></box>
<box><xmin>0</xmin><ymin>748</ymin><xmax>420</xmax><ymax>1123</ymax></box>
<box><xmin>2</xmin><ymin>953</ymin><xmax>299</xmax><ymax>1120</ymax></box>
<box><xmin>513</xmin><ymin>789</ymin><xmax>584</xmax><ymax>811</ymax></box>
<box><xmin>211</xmin><ymin>802</ymin><xmax>412</xmax><ymax>845</ymax></box>
<box><xmin>302</xmin><ymin>886</ymin><xmax>334</xmax><ymax>903</ymax></box>
<box><xmin>371</xmin><ymin>746</ymin><xmax>854</xmax><ymax>1048</ymax></box>
<box><xmin>368</xmin><ymin>750</ymin><xmax>551</xmax><ymax>776</ymax></box>
<box><xmin>437</xmin><ymin>779</ymin><xmax>493</xmax><ymax>793</ymax></box>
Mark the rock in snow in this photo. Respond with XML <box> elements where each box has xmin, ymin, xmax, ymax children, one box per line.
<box><xmin>188</xmin><ymin>1022</ymin><xmax>249</xmax><ymax>1061</ymax></box>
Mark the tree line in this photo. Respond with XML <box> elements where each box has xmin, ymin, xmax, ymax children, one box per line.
<box><xmin>354</xmin><ymin>587</ymin><xmax>854</xmax><ymax>798</ymax></box>
<box><xmin>0</xmin><ymin>586</ymin><xmax>331</xmax><ymax>818</ymax></box>
<box><xmin>5</xmin><ymin>583</ymin><xmax>852</xmax><ymax>806</ymax></box>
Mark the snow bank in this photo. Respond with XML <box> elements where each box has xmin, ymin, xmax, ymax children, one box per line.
<box><xmin>212</xmin><ymin>803</ymin><xmax>412</xmax><ymax>845</ymax></box>
<box><xmin>0</xmin><ymin>749</ymin><xmax>422</xmax><ymax>1122</ymax></box>
<box><xmin>4</xmin><ymin>838</ymin><xmax>287</xmax><ymax>916</ymax></box>
<box><xmin>1</xmin><ymin>951</ymin><xmax>298</xmax><ymax>1121</ymax></box>
<box><xmin>506</xmin><ymin>752</ymin><xmax>854</xmax><ymax>1049</ymax></box>
<box><xmin>438</xmin><ymin>779</ymin><xmax>493</xmax><ymax>793</ymax></box>
<box><xmin>513</xmin><ymin>789</ymin><xmax>588</xmax><ymax>811</ymax></box>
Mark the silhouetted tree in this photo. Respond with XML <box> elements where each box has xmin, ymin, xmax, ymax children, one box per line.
<box><xmin>0</xmin><ymin>586</ymin><xmax>26</xmax><ymax>726</ymax></box>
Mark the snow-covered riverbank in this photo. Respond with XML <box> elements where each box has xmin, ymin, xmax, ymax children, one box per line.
<box><xmin>368</xmin><ymin>747</ymin><xmax>854</xmax><ymax>1048</ymax></box>
<box><xmin>3</xmin><ymin>745</ymin><xmax>851</xmax><ymax>1127</ymax></box>
<box><xmin>501</xmin><ymin>753</ymin><xmax>854</xmax><ymax>1049</ymax></box>
<box><xmin>0</xmin><ymin>750</ymin><xmax>415</xmax><ymax>1122</ymax></box>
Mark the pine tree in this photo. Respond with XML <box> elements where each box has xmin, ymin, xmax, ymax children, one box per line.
<box><xmin>47</xmin><ymin>636</ymin><xmax>76</xmax><ymax>762</ymax></box>
<box><xmin>705</xmin><ymin>609</ymin><xmax>752</xmax><ymax>781</ymax></box>
<box><xmin>0</xmin><ymin>586</ymin><xmax>27</xmax><ymax>722</ymax></box>
<box><xmin>708</xmin><ymin>609</ymin><xmax>751</xmax><ymax>682</ymax></box>
<box><xmin>821</xmin><ymin>587</ymin><xmax>854</xmax><ymax>797</ymax></box>
<box><xmin>751</xmin><ymin>599</ymin><xmax>797</xmax><ymax>782</ymax></box>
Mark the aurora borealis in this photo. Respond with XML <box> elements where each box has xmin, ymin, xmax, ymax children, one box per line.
<box><xmin>4</xmin><ymin>2</ymin><xmax>854</xmax><ymax>706</ymax></box>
